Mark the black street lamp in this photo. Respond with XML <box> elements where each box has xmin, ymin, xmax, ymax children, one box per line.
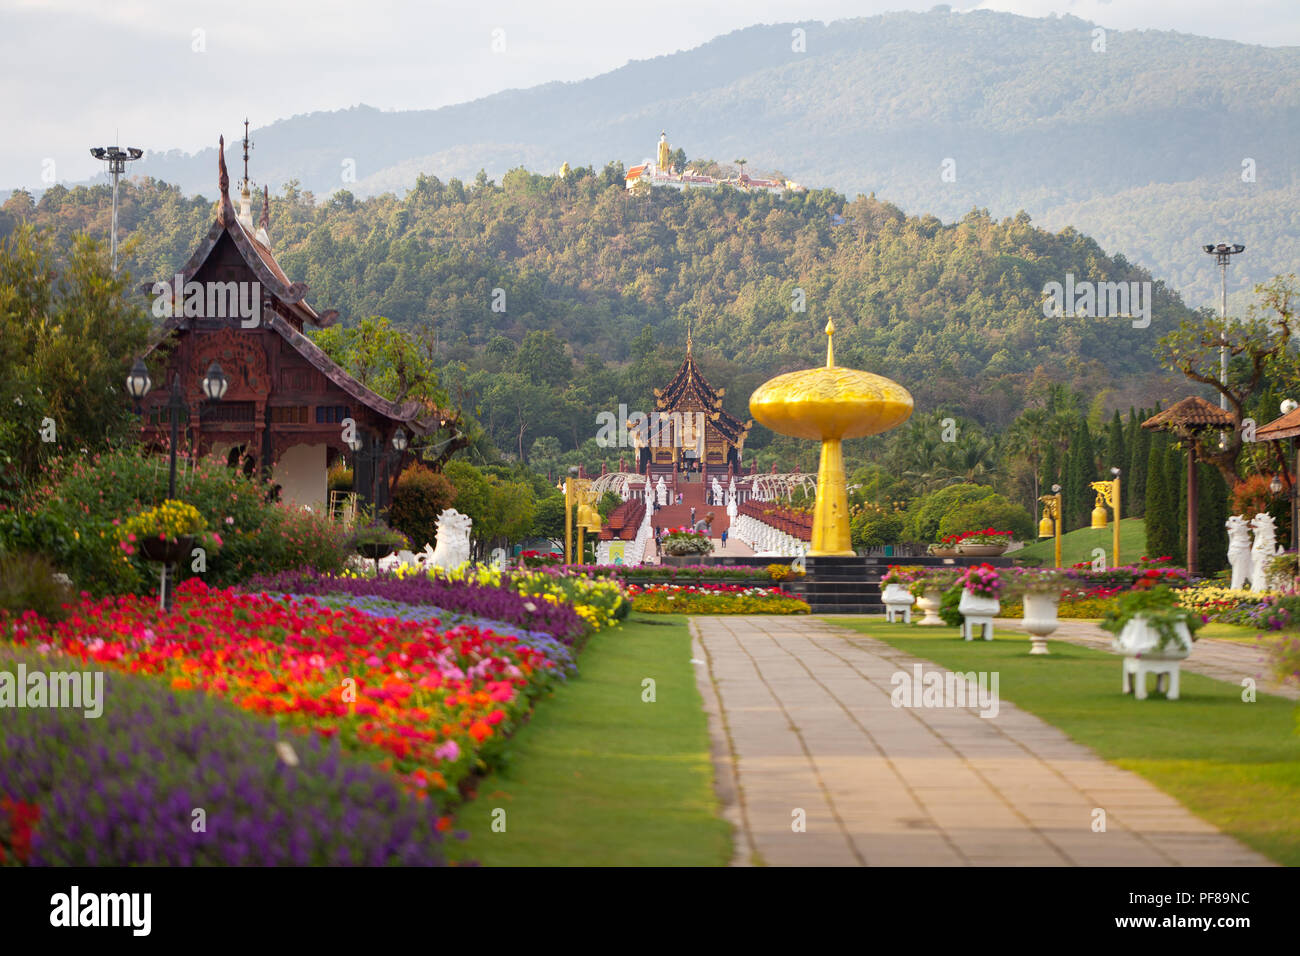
<box><xmin>346</xmin><ymin>426</ymin><xmax>407</xmax><ymax>516</ymax></box>
<box><xmin>126</xmin><ymin>358</ymin><xmax>227</xmax><ymax>609</ymax></box>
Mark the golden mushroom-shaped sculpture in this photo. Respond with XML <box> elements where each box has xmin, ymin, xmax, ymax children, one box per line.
<box><xmin>749</xmin><ymin>320</ymin><xmax>913</xmax><ymax>555</ymax></box>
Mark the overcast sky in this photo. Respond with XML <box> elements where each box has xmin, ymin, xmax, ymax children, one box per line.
<box><xmin>2</xmin><ymin>0</ymin><xmax>1297</xmax><ymax>190</ymax></box>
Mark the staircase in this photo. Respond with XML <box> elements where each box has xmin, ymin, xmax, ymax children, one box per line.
<box><xmin>646</xmin><ymin>477</ymin><xmax>731</xmax><ymax>538</ymax></box>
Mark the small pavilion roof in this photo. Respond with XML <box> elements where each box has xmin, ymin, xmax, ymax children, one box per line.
<box><xmin>1255</xmin><ymin>406</ymin><xmax>1300</xmax><ymax>442</ymax></box>
<box><xmin>1141</xmin><ymin>396</ymin><xmax>1234</xmax><ymax>432</ymax></box>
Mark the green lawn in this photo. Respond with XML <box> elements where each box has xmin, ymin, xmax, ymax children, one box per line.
<box><xmin>1014</xmin><ymin>516</ymin><xmax>1147</xmax><ymax>567</ymax></box>
<box><xmin>450</xmin><ymin>613</ymin><xmax>731</xmax><ymax>865</ymax></box>
<box><xmin>832</xmin><ymin>617</ymin><xmax>1300</xmax><ymax>865</ymax></box>
<box><xmin>1198</xmin><ymin>621</ymin><xmax>1272</xmax><ymax>642</ymax></box>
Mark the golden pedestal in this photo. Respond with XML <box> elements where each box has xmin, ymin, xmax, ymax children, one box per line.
<box><xmin>748</xmin><ymin>321</ymin><xmax>913</xmax><ymax>556</ymax></box>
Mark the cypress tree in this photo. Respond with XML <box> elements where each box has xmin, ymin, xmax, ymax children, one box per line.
<box><xmin>1122</xmin><ymin>408</ymin><xmax>1139</xmax><ymax>514</ymax></box>
<box><xmin>1170</xmin><ymin>444</ymin><xmax>1187</xmax><ymax>566</ymax></box>
<box><xmin>1144</xmin><ymin>433</ymin><xmax>1173</xmax><ymax>561</ymax></box>
<box><xmin>1105</xmin><ymin>410</ymin><xmax>1125</xmax><ymax>512</ymax></box>
<box><xmin>1064</xmin><ymin>417</ymin><xmax>1093</xmax><ymax>531</ymax></box>
<box><xmin>1040</xmin><ymin>443</ymin><xmax>1059</xmax><ymax>505</ymax></box>
<box><xmin>1129</xmin><ymin>413</ymin><xmax>1151</xmax><ymax>516</ymax></box>
<box><xmin>1198</xmin><ymin>463</ymin><xmax>1229</xmax><ymax>574</ymax></box>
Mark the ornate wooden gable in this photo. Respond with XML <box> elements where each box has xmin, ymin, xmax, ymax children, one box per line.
<box><xmin>648</xmin><ymin>335</ymin><xmax>751</xmax><ymax>470</ymax></box>
<box><xmin>138</xmin><ymin>133</ymin><xmax>464</xmax><ymax>503</ymax></box>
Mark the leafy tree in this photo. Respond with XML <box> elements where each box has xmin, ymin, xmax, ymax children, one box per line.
<box><xmin>0</xmin><ymin>225</ymin><xmax>151</xmax><ymax>486</ymax></box>
<box><xmin>1154</xmin><ymin>275</ymin><xmax>1299</xmax><ymax>484</ymax></box>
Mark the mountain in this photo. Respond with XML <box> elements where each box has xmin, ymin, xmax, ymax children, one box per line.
<box><xmin>36</xmin><ymin>9</ymin><xmax>1299</xmax><ymax>310</ymax></box>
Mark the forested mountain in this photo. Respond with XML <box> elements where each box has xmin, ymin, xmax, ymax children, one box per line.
<box><xmin>1</xmin><ymin>162</ymin><xmax>1193</xmax><ymax>465</ymax></box>
<box><xmin>18</xmin><ymin>8</ymin><xmax>1297</xmax><ymax>309</ymax></box>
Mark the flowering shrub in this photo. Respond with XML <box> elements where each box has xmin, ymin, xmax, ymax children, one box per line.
<box><xmin>958</xmin><ymin>564</ymin><xmax>1002</xmax><ymax>599</ymax></box>
<box><xmin>908</xmin><ymin>568</ymin><xmax>958</xmax><ymax>596</ymax></box>
<box><xmin>246</xmin><ymin>568</ymin><xmax>588</xmax><ymax>645</ymax></box>
<box><xmin>766</xmin><ymin>563</ymin><xmax>806</xmax><ymax>582</ymax></box>
<box><xmin>626</xmin><ymin>582</ymin><xmax>809</xmax><ymax>614</ymax></box>
<box><xmin>880</xmin><ymin>565</ymin><xmax>925</xmax><ymax>587</ymax></box>
<box><xmin>2</xmin><ymin>581</ymin><xmax>569</xmax><ymax>802</ymax></box>
<box><xmin>119</xmin><ymin>499</ymin><xmax>206</xmax><ymax>543</ymax></box>
<box><xmin>1006</xmin><ymin>567</ymin><xmax>1073</xmax><ymax>595</ymax></box>
<box><xmin>1</xmin><ymin>448</ymin><xmax>352</xmax><ymax>596</ymax></box>
<box><xmin>661</xmin><ymin>527</ymin><xmax>713</xmax><ymax>556</ymax></box>
<box><xmin>519</xmin><ymin>550</ymin><xmax>563</xmax><ymax>568</ymax></box>
<box><xmin>0</xmin><ymin>648</ymin><xmax>450</xmax><ymax>865</ymax></box>
<box><xmin>558</xmin><ymin>564</ymin><xmax>770</xmax><ymax>581</ymax></box>
<box><xmin>949</xmin><ymin>528</ymin><xmax>1013</xmax><ymax>547</ymax></box>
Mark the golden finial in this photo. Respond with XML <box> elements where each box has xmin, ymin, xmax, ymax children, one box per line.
<box><xmin>825</xmin><ymin>318</ymin><xmax>835</xmax><ymax>368</ymax></box>
<box><xmin>687</xmin><ymin>320</ymin><xmax>693</xmax><ymax>356</ymax></box>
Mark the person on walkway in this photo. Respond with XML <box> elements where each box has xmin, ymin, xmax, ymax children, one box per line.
<box><xmin>721</xmin><ymin>528</ymin><xmax>728</xmax><ymax>548</ymax></box>
<box><xmin>690</xmin><ymin>506</ymin><xmax>696</xmax><ymax>524</ymax></box>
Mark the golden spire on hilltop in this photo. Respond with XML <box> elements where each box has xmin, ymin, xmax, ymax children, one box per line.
<box><xmin>825</xmin><ymin>318</ymin><xmax>835</xmax><ymax>368</ymax></box>
<box><xmin>687</xmin><ymin>319</ymin><xmax>693</xmax><ymax>355</ymax></box>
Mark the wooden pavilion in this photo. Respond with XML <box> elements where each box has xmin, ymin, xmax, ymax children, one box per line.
<box><xmin>1141</xmin><ymin>396</ymin><xmax>1234</xmax><ymax>574</ymax></box>
<box><xmin>639</xmin><ymin>332</ymin><xmax>751</xmax><ymax>480</ymax></box>
<box><xmin>138</xmin><ymin>133</ymin><xmax>460</xmax><ymax>511</ymax></box>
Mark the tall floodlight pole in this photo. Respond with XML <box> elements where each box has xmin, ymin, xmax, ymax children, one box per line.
<box><xmin>1202</xmin><ymin>242</ymin><xmax>1246</xmax><ymax>412</ymax></box>
<box><xmin>90</xmin><ymin>145</ymin><xmax>144</xmax><ymax>273</ymax></box>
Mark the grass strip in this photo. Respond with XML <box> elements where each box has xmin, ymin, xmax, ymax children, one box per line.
<box><xmin>452</xmin><ymin>613</ymin><xmax>731</xmax><ymax>865</ymax></box>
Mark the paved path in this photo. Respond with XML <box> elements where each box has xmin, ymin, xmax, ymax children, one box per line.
<box><xmin>691</xmin><ymin>615</ymin><xmax>1274</xmax><ymax>867</ymax></box>
<box><xmin>994</xmin><ymin>618</ymin><xmax>1299</xmax><ymax>700</ymax></box>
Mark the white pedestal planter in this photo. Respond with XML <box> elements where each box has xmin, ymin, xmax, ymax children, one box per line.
<box><xmin>1022</xmin><ymin>590</ymin><xmax>1062</xmax><ymax>655</ymax></box>
<box><xmin>881</xmin><ymin>583</ymin><xmax>914</xmax><ymax>623</ymax></box>
<box><xmin>958</xmin><ymin>590</ymin><xmax>1000</xmax><ymax>641</ymax></box>
<box><xmin>916</xmin><ymin>588</ymin><xmax>945</xmax><ymax>626</ymax></box>
<box><xmin>1113</xmin><ymin>615</ymin><xmax>1192</xmax><ymax>700</ymax></box>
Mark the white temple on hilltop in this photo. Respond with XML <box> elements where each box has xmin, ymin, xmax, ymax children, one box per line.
<box><xmin>625</xmin><ymin>132</ymin><xmax>804</xmax><ymax>195</ymax></box>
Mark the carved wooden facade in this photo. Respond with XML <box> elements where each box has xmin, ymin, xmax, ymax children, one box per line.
<box><xmin>639</xmin><ymin>338</ymin><xmax>751</xmax><ymax>476</ymax></box>
<box><xmin>140</xmin><ymin>136</ymin><xmax>460</xmax><ymax>509</ymax></box>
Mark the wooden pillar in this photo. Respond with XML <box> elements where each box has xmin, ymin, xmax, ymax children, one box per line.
<box><xmin>1186</xmin><ymin>444</ymin><xmax>1198</xmax><ymax>575</ymax></box>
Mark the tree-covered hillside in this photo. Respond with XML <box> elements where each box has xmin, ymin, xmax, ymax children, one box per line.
<box><xmin>1</xmin><ymin>163</ymin><xmax>1194</xmax><ymax>463</ymax></box>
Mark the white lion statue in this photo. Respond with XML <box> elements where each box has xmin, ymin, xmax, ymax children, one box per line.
<box><xmin>1226</xmin><ymin>514</ymin><xmax>1253</xmax><ymax>590</ymax></box>
<box><xmin>429</xmin><ymin>508</ymin><xmax>473</xmax><ymax>570</ymax></box>
<box><xmin>1249</xmin><ymin>512</ymin><xmax>1282</xmax><ymax>593</ymax></box>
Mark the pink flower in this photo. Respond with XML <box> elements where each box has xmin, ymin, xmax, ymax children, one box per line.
<box><xmin>435</xmin><ymin>740</ymin><xmax>460</xmax><ymax>762</ymax></box>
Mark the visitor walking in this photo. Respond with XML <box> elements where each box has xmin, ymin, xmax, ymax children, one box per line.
<box><xmin>721</xmin><ymin>528</ymin><xmax>728</xmax><ymax>548</ymax></box>
<box><xmin>690</xmin><ymin>506</ymin><xmax>696</xmax><ymax>524</ymax></box>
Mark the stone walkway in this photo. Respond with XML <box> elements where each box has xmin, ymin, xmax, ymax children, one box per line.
<box><xmin>994</xmin><ymin>618</ymin><xmax>1299</xmax><ymax>700</ymax></box>
<box><xmin>691</xmin><ymin>615</ymin><xmax>1274</xmax><ymax>867</ymax></box>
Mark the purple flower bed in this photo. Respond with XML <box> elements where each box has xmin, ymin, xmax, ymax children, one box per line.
<box><xmin>0</xmin><ymin>649</ymin><xmax>450</xmax><ymax>866</ymax></box>
<box><xmin>245</xmin><ymin>569</ymin><xmax>586</xmax><ymax>645</ymax></box>
<box><xmin>544</xmin><ymin>564</ymin><xmax>769</xmax><ymax>580</ymax></box>
<box><xmin>285</xmin><ymin>593</ymin><xmax>577</xmax><ymax>676</ymax></box>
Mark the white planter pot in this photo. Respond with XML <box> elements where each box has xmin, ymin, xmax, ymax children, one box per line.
<box><xmin>881</xmin><ymin>583</ymin><xmax>915</xmax><ymax>623</ymax></box>
<box><xmin>916</xmin><ymin>588</ymin><xmax>945</xmax><ymax>626</ymax></box>
<box><xmin>957</xmin><ymin>591</ymin><xmax>1001</xmax><ymax>618</ymax></box>
<box><xmin>1022</xmin><ymin>589</ymin><xmax>1062</xmax><ymax>655</ymax></box>
<box><xmin>958</xmin><ymin>589</ymin><xmax>1000</xmax><ymax>641</ymax></box>
<box><xmin>1113</xmin><ymin>614</ymin><xmax>1192</xmax><ymax>661</ymax></box>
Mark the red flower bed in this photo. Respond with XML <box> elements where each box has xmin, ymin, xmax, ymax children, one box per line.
<box><xmin>1</xmin><ymin>580</ymin><xmax>568</xmax><ymax>799</ymax></box>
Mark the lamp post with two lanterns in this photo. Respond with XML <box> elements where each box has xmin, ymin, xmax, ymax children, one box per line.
<box><xmin>345</xmin><ymin>426</ymin><xmax>408</xmax><ymax>518</ymax></box>
<box><xmin>125</xmin><ymin>357</ymin><xmax>229</xmax><ymax>610</ymax></box>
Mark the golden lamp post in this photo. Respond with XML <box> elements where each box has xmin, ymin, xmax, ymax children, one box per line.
<box><xmin>748</xmin><ymin>319</ymin><xmax>913</xmax><ymax>556</ymax></box>
<box><xmin>1088</xmin><ymin>468</ymin><xmax>1122</xmax><ymax>567</ymax></box>
<box><xmin>1037</xmin><ymin>484</ymin><xmax>1063</xmax><ymax>568</ymax></box>
<box><xmin>564</xmin><ymin>475</ymin><xmax>602</xmax><ymax>565</ymax></box>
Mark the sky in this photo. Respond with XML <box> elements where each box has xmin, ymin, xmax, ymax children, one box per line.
<box><xmin>1</xmin><ymin>0</ymin><xmax>1297</xmax><ymax>190</ymax></box>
